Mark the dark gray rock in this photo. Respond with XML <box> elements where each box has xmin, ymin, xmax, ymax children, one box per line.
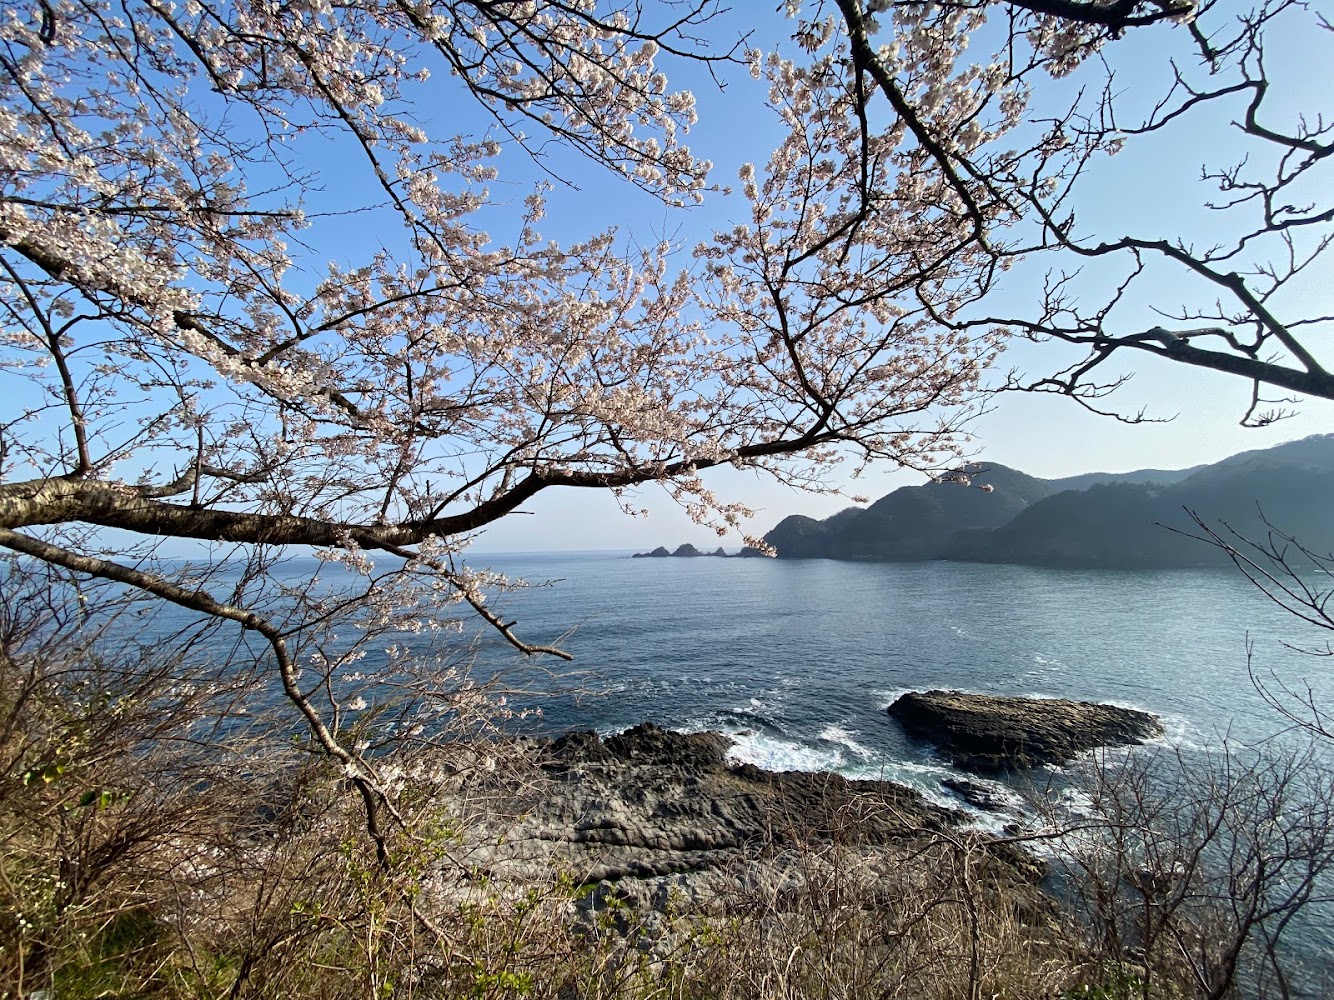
<box><xmin>602</xmin><ymin>722</ymin><xmax>732</xmax><ymax>770</ymax></box>
<box><xmin>442</xmin><ymin>726</ymin><xmax>1057</xmax><ymax>957</ymax></box>
<box><xmin>941</xmin><ymin>776</ymin><xmax>1012</xmax><ymax>812</ymax></box>
<box><xmin>479</xmin><ymin>726</ymin><xmax>965</xmax><ymax>884</ymax></box>
<box><xmin>544</xmin><ymin>729</ymin><xmax>616</xmax><ymax>765</ymax></box>
<box><xmin>888</xmin><ymin>690</ymin><xmax>1161</xmax><ymax>772</ymax></box>
<box><xmin>632</xmin><ymin>546</ymin><xmax>672</xmax><ymax>558</ymax></box>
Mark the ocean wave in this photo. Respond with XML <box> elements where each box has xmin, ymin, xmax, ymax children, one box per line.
<box><xmin>816</xmin><ymin>723</ymin><xmax>874</xmax><ymax>760</ymax></box>
<box><xmin>663</xmin><ymin>710</ymin><xmax>1033</xmax><ymax>835</ymax></box>
<box><xmin>725</xmin><ymin>731</ymin><xmax>846</xmax><ymax>773</ymax></box>
<box><xmin>873</xmin><ymin>687</ymin><xmax>917</xmax><ymax>710</ymax></box>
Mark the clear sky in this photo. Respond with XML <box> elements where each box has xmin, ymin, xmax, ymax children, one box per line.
<box><xmin>6</xmin><ymin>2</ymin><xmax>1330</xmax><ymax>558</ymax></box>
<box><xmin>464</xmin><ymin>3</ymin><xmax>1334</xmax><ymax>552</ymax></box>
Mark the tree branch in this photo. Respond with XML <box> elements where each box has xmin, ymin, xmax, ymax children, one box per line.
<box><xmin>0</xmin><ymin>525</ymin><xmax>402</xmax><ymax>864</ymax></box>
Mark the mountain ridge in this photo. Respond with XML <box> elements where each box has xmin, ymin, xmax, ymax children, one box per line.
<box><xmin>752</xmin><ymin>434</ymin><xmax>1334</xmax><ymax>569</ymax></box>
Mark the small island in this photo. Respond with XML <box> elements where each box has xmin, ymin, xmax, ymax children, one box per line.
<box><xmin>632</xmin><ymin>543</ymin><xmax>730</xmax><ymax>558</ymax></box>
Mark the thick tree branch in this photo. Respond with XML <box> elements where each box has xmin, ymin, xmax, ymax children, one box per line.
<box><xmin>0</xmin><ymin>525</ymin><xmax>403</xmax><ymax>864</ymax></box>
<box><xmin>0</xmin><ymin>424</ymin><xmax>843</xmax><ymax>543</ymax></box>
<box><xmin>1045</xmin><ymin>325</ymin><xmax>1334</xmax><ymax>402</ymax></box>
<box><xmin>1005</xmin><ymin>0</ymin><xmax>1194</xmax><ymax>30</ymax></box>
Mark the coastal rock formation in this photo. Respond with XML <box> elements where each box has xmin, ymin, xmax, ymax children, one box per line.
<box><xmin>888</xmin><ymin>691</ymin><xmax>1161</xmax><ymax>772</ymax></box>
<box><xmin>449</xmin><ymin>724</ymin><xmax>1043</xmax><ymax>886</ymax></box>
<box><xmin>632</xmin><ymin>544</ymin><xmax>731</xmax><ymax>558</ymax></box>
<box><xmin>506</xmin><ymin>723</ymin><xmax>956</xmax><ymax>881</ymax></box>
<box><xmin>426</xmin><ymin>723</ymin><xmax>1059</xmax><ymax>967</ymax></box>
<box><xmin>940</xmin><ymin>776</ymin><xmax>1014</xmax><ymax>813</ymax></box>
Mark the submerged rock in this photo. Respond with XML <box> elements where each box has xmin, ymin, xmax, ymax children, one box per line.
<box><xmin>888</xmin><ymin>690</ymin><xmax>1161</xmax><ymax>772</ymax></box>
<box><xmin>941</xmin><ymin>776</ymin><xmax>1012</xmax><ymax>813</ymax></box>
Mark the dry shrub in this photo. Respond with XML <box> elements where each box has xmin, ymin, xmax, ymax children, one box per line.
<box><xmin>4</xmin><ymin>559</ymin><xmax>1332</xmax><ymax>1000</ymax></box>
<box><xmin>1044</xmin><ymin>743</ymin><xmax>1334</xmax><ymax>1000</ymax></box>
<box><xmin>0</xmin><ymin>562</ymin><xmax>590</xmax><ymax>999</ymax></box>
<box><xmin>661</xmin><ymin>832</ymin><xmax>1073</xmax><ymax>1000</ymax></box>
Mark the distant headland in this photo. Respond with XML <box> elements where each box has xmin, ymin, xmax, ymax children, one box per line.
<box><xmin>632</xmin><ymin>542</ymin><xmax>736</xmax><ymax>558</ymax></box>
<box><xmin>633</xmin><ymin>434</ymin><xmax>1334</xmax><ymax>570</ymax></box>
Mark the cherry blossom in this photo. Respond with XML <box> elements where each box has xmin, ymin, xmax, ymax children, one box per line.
<box><xmin>7</xmin><ymin>0</ymin><xmax>1285</xmax><ymax>844</ymax></box>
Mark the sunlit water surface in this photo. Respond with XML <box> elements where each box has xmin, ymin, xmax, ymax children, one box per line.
<box><xmin>139</xmin><ymin>550</ymin><xmax>1334</xmax><ymax>985</ymax></box>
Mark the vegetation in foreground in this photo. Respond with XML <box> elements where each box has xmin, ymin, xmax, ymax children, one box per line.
<box><xmin>3</xmin><ymin>593</ymin><xmax>1331</xmax><ymax>1000</ymax></box>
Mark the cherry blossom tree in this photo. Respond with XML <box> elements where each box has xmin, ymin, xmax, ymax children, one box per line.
<box><xmin>2</xmin><ymin>0</ymin><xmax>1325</xmax><ymax>849</ymax></box>
<box><xmin>846</xmin><ymin>0</ymin><xmax>1333</xmax><ymax>426</ymax></box>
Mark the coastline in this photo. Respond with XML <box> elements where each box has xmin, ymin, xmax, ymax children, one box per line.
<box><xmin>430</xmin><ymin>722</ymin><xmax>1058</xmax><ymax>939</ymax></box>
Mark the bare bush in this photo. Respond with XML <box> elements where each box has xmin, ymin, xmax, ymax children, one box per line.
<box><xmin>1049</xmin><ymin>742</ymin><xmax>1334</xmax><ymax>1000</ymax></box>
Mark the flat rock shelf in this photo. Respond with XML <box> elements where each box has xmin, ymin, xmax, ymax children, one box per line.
<box><xmin>442</xmin><ymin>723</ymin><xmax>1046</xmax><ymax>894</ymax></box>
<box><xmin>423</xmin><ymin>723</ymin><xmax>1061</xmax><ymax>970</ymax></box>
<box><xmin>886</xmin><ymin>690</ymin><xmax>1162</xmax><ymax>772</ymax></box>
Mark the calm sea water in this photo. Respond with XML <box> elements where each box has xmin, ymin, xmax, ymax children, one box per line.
<box><xmin>127</xmin><ymin>548</ymin><xmax>1334</xmax><ymax>980</ymax></box>
<box><xmin>470</xmin><ymin>551</ymin><xmax>1332</xmax><ymax>772</ymax></box>
<box><xmin>468</xmin><ymin>552</ymin><xmax>1334</xmax><ymax>985</ymax></box>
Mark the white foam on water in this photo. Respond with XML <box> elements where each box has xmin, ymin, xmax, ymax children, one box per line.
<box><xmin>1016</xmin><ymin>689</ymin><xmax>1067</xmax><ymax>702</ymax></box>
<box><xmin>669</xmin><ymin>715</ymin><xmax>1032</xmax><ymax>836</ymax></box>
<box><xmin>725</xmin><ymin>729</ymin><xmax>845</xmax><ymax>772</ymax></box>
<box><xmin>873</xmin><ymin>687</ymin><xmax>917</xmax><ymax>710</ymax></box>
<box><xmin>840</xmin><ymin>756</ymin><xmax>952</xmax><ymax>789</ymax></box>
<box><xmin>1152</xmin><ymin>711</ymin><xmax>1210</xmax><ymax>751</ymax></box>
<box><xmin>817</xmin><ymin>723</ymin><xmax>874</xmax><ymax>760</ymax></box>
<box><xmin>1015</xmin><ymin>785</ymin><xmax>1100</xmax><ymax>859</ymax></box>
<box><xmin>953</xmin><ymin>808</ymin><xmax>1016</xmax><ymax>836</ymax></box>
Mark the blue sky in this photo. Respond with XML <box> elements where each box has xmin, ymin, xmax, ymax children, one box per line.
<box><xmin>464</xmin><ymin>4</ymin><xmax>1334</xmax><ymax>552</ymax></box>
<box><xmin>5</xmin><ymin>2</ymin><xmax>1330</xmax><ymax>557</ymax></box>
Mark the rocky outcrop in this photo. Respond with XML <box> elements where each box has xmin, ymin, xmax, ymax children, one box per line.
<box><xmin>504</xmin><ymin>723</ymin><xmax>957</xmax><ymax>881</ymax></box>
<box><xmin>940</xmin><ymin>776</ymin><xmax>1014</xmax><ymax>812</ymax></box>
<box><xmin>436</xmin><ymin>723</ymin><xmax>1056</xmax><ymax>961</ymax></box>
<box><xmin>632</xmin><ymin>544</ymin><xmax>732</xmax><ymax>558</ymax></box>
<box><xmin>888</xmin><ymin>691</ymin><xmax>1161</xmax><ymax>772</ymax></box>
<box><xmin>447</xmin><ymin>724</ymin><xmax>1040</xmax><ymax>885</ymax></box>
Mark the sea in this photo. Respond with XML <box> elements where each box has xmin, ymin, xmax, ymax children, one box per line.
<box><xmin>116</xmin><ymin>548</ymin><xmax>1334</xmax><ymax>983</ymax></box>
<box><xmin>459</xmin><ymin>549</ymin><xmax>1334</xmax><ymax>988</ymax></box>
<box><xmin>468</xmin><ymin>550</ymin><xmax>1332</xmax><ymax>770</ymax></box>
